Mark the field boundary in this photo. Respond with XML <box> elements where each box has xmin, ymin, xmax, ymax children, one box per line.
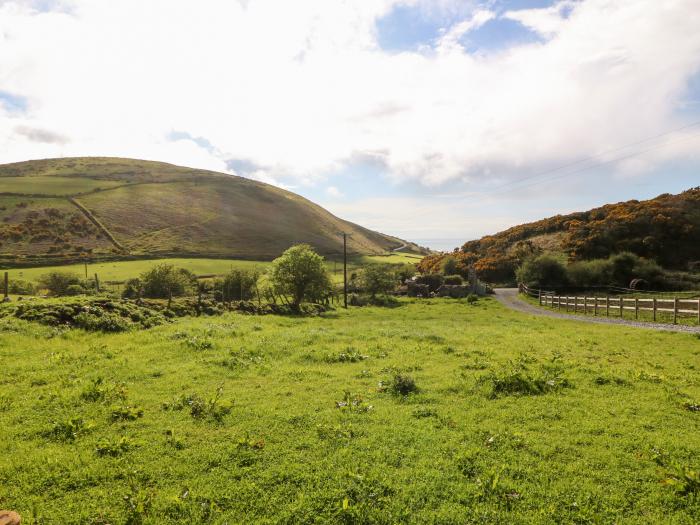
<box><xmin>68</xmin><ymin>197</ymin><xmax>127</xmax><ymax>253</ymax></box>
<box><xmin>519</xmin><ymin>283</ymin><xmax>700</xmax><ymax>325</ymax></box>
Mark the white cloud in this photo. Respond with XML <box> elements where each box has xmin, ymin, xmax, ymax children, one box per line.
<box><xmin>0</xmin><ymin>0</ymin><xmax>699</xmax><ymax>192</ymax></box>
<box><xmin>437</xmin><ymin>9</ymin><xmax>496</xmax><ymax>52</ymax></box>
<box><xmin>503</xmin><ymin>0</ymin><xmax>576</xmax><ymax>37</ymax></box>
<box><xmin>326</xmin><ymin>185</ymin><xmax>343</xmax><ymax>198</ymax></box>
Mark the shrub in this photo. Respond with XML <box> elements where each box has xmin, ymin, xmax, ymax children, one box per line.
<box><xmin>415</xmin><ymin>274</ymin><xmax>444</xmax><ymax>293</ymax></box>
<box><xmin>218</xmin><ymin>268</ymin><xmax>260</xmax><ymax>301</ymax></box>
<box><xmin>74</xmin><ymin>312</ymin><xmax>131</xmax><ymax>332</ymax></box>
<box><xmin>8</xmin><ymin>279</ymin><xmax>35</xmax><ymax>295</ymax></box>
<box><xmin>65</xmin><ymin>284</ymin><xmax>85</xmax><ymax>296</ymax></box>
<box><xmin>389</xmin><ymin>374</ymin><xmax>418</xmax><ymax>396</ymax></box>
<box><xmin>140</xmin><ymin>264</ymin><xmax>194</xmax><ymax>299</ymax></box>
<box><xmin>443</xmin><ymin>275</ymin><xmax>464</xmax><ymax>285</ymax></box>
<box><xmin>268</xmin><ymin>244</ymin><xmax>332</xmax><ymax>307</ymax></box>
<box><xmin>357</xmin><ymin>264</ymin><xmax>396</xmax><ymax>298</ymax></box>
<box><xmin>394</xmin><ymin>263</ymin><xmax>417</xmax><ymax>283</ymax></box>
<box><xmin>516</xmin><ymin>255</ymin><xmax>568</xmax><ymax>289</ymax></box>
<box><xmin>38</xmin><ymin>271</ymin><xmax>81</xmax><ymax>296</ymax></box>
<box><xmin>122</xmin><ymin>278</ymin><xmax>143</xmax><ymax>299</ymax></box>
<box><xmin>440</xmin><ymin>256</ymin><xmax>459</xmax><ymax>276</ymax></box>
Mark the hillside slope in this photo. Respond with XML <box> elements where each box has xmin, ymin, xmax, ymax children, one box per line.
<box><xmin>0</xmin><ymin>157</ymin><xmax>423</xmax><ymax>262</ymax></box>
<box><xmin>418</xmin><ymin>188</ymin><xmax>700</xmax><ymax>281</ymax></box>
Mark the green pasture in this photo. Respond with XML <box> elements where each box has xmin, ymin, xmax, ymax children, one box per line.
<box><xmin>0</xmin><ymin>298</ymin><xmax>698</xmax><ymax>523</ymax></box>
<box><xmin>0</xmin><ymin>176</ymin><xmax>124</xmax><ymax>196</ymax></box>
<box><xmin>2</xmin><ymin>252</ymin><xmax>419</xmax><ymax>285</ymax></box>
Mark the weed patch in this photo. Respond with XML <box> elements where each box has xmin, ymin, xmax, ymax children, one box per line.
<box><xmin>45</xmin><ymin>417</ymin><xmax>94</xmax><ymax>442</ymax></box>
<box><xmin>382</xmin><ymin>374</ymin><xmax>419</xmax><ymax>396</ymax></box>
<box><xmin>162</xmin><ymin>386</ymin><xmax>232</xmax><ymax>423</ymax></box>
<box><xmin>110</xmin><ymin>405</ymin><xmax>144</xmax><ymax>422</ymax></box>
<box><xmin>482</xmin><ymin>361</ymin><xmax>572</xmax><ymax>398</ymax></box>
<box><xmin>96</xmin><ymin>436</ymin><xmax>138</xmax><ymax>457</ymax></box>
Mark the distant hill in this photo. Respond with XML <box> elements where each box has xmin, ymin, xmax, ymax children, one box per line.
<box><xmin>0</xmin><ymin>157</ymin><xmax>425</xmax><ymax>264</ymax></box>
<box><xmin>418</xmin><ymin>188</ymin><xmax>700</xmax><ymax>282</ymax></box>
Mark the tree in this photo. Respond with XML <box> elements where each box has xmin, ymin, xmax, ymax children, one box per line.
<box><xmin>268</xmin><ymin>244</ymin><xmax>332</xmax><ymax>307</ymax></box>
<box><xmin>220</xmin><ymin>268</ymin><xmax>260</xmax><ymax>301</ymax></box>
<box><xmin>440</xmin><ymin>256</ymin><xmax>458</xmax><ymax>276</ymax></box>
<box><xmin>140</xmin><ymin>264</ymin><xmax>194</xmax><ymax>299</ymax></box>
<box><xmin>515</xmin><ymin>255</ymin><xmax>568</xmax><ymax>289</ymax></box>
<box><xmin>358</xmin><ymin>264</ymin><xmax>396</xmax><ymax>298</ymax></box>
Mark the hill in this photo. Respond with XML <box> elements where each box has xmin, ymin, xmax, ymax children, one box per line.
<box><xmin>0</xmin><ymin>157</ymin><xmax>424</xmax><ymax>264</ymax></box>
<box><xmin>418</xmin><ymin>188</ymin><xmax>700</xmax><ymax>282</ymax></box>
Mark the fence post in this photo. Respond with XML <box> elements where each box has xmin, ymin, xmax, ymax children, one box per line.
<box><xmin>583</xmin><ymin>296</ymin><xmax>588</xmax><ymax>315</ymax></box>
<box><xmin>673</xmin><ymin>298</ymin><xmax>678</xmax><ymax>324</ymax></box>
<box><xmin>538</xmin><ymin>290</ymin><xmax>542</xmax><ymax>306</ymax></box>
<box><xmin>635</xmin><ymin>298</ymin><xmax>639</xmax><ymax>320</ymax></box>
<box><xmin>594</xmin><ymin>297</ymin><xmax>598</xmax><ymax>316</ymax></box>
<box><xmin>653</xmin><ymin>298</ymin><xmax>657</xmax><ymax>322</ymax></box>
<box><xmin>606</xmin><ymin>296</ymin><xmax>609</xmax><ymax>317</ymax></box>
<box><xmin>619</xmin><ymin>297</ymin><xmax>623</xmax><ymax>318</ymax></box>
<box><xmin>574</xmin><ymin>296</ymin><xmax>578</xmax><ymax>313</ymax></box>
<box><xmin>558</xmin><ymin>295</ymin><xmax>561</xmax><ymax>310</ymax></box>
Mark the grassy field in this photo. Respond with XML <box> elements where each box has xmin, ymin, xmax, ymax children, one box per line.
<box><xmin>3</xmin><ymin>253</ymin><xmax>420</xmax><ymax>285</ymax></box>
<box><xmin>1</xmin><ymin>298</ymin><xmax>699</xmax><ymax>523</ymax></box>
<box><xmin>0</xmin><ymin>176</ymin><xmax>124</xmax><ymax>196</ymax></box>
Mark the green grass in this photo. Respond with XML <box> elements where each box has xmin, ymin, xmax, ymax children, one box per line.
<box><xmin>4</xmin><ymin>258</ymin><xmax>270</xmax><ymax>283</ymax></box>
<box><xmin>0</xmin><ymin>176</ymin><xmax>123</xmax><ymax>196</ymax></box>
<box><xmin>3</xmin><ymin>254</ymin><xmax>419</xmax><ymax>285</ymax></box>
<box><xmin>1</xmin><ymin>298</ymin><xmax>699</xmax><ymax>523</ymax></box>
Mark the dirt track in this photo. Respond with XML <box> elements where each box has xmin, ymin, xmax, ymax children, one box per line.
<box><xmin>493</xmin><ymin>288</ymin><xmax>700</xmax><ymax>334</ymax></box>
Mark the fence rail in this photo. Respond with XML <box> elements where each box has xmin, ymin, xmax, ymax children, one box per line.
<box><xmin>518</xmin><ymin>283</ymin><xmax>700</xmax><ymax>325</ymax></box>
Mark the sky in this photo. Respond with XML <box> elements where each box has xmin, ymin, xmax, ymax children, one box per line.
<box><xmin>1</xmin><ymin>0</ymin><xmax>699</xmax><ymax>251</ymax></box>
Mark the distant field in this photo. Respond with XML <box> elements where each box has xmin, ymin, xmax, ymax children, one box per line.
<box><xmin>0</xmin><ymin>298</ymin><xmax>698</xmax><ymax>522</ymax></box>
<box><xmin>3</xmin><ymin>253</ymin><xmax>420</xmax><ymax>284</ymax></box>
<box><xmin>0</xmin><ymin>176</ymin><xmax>124</xmax><ymax>196</ymax></box>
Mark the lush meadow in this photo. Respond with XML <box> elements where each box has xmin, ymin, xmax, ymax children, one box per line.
<box><xmin>1</xmin><ymin>298</ymin><xmax>699</xmax><ymax>523</ymax></box>
<box><xmin>3</xmin><ymin>253</ymin><xmax>420</xmax><ymax>286</ymax></box>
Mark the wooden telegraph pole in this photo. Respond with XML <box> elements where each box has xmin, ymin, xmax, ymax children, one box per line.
<box><xmin>343</xmin><ymin>232</ymin><xmax>348</xmax><ymax>309</ymax></box>
<box><xmin>338</xmin><ymin>232</ymin><xmax>352</xmax><ymax>309</ymax></box>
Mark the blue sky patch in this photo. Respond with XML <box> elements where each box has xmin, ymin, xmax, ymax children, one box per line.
<box><xmin>376</xmin><ymin>1</ymin><xmax>557</xmax><ymax>53</ymax></box>
<box><xmin>0</xmin><ymin>91</ymin><xmax>28</xmax><ymax>115</ymax></box>
<box><xmin>461</xmin><ymin>17</ymin><xmax>544</xmax><ymax>53</ymax></box>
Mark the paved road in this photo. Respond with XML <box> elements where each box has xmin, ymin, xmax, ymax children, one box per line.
<box><xmin>493</xmin><ymin>288</ymin><xmax>700</xmax><ymax>334</ymax></box>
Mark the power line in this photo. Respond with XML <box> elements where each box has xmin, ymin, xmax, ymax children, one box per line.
<box><xmin>480</xmin><ymin>119</ymin><xmax>700</xmax><ymax>194</ymax></box>
<box><xmin>494</xmin><ymin>129</ymin><xmax>700</xmax><ymax>196</ymax></box>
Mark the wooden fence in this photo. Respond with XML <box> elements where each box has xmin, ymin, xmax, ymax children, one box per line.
<box><xmin>519</xmin><ymin>283</ymin><xmax>700</xmax><ymax>325</ymax></box>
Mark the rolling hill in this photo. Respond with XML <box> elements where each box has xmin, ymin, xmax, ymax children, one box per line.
<box><xmin>418</xmin><ymin>188</ymin><xmax>700</xmax><ymax>281</ymax></box>
<box><xmin>0</xmin><ymin>157</ymin><xmax>424</xmax><ymax>264</ymax></box>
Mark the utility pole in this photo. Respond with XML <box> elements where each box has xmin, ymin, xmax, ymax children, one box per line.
<box><xmin>343</xmin><ymin>233</ymin><xmax>348</xmax><ymax>308</ymax></box>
